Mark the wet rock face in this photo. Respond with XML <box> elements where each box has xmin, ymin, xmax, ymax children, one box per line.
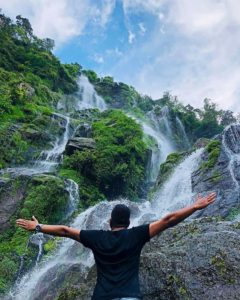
<box><xmin>141</xmin><ymin>219</ymin><xmax>240</xmax><ymax>300</ymax></box>
<box><xmin>65</xmin><ymin>137</ymin><xmax>96</xmax><ymax>155</ymax></box>
<box><xmin>224</xmin><ymin>124</ymin><xmax>240</xmax><ymax>154</ymax></box>
<box><xmin>191</xmin><ymin>124</ymin><xmax>240</xmax><ymax>218</ymax></box>
<box><xmin>0</xmin><ymin>176</ymin><xmax>29</xmax><ymax>233</ymax></box>
<box><xmin>74</xmin><ymin>123</ymin><xmax>92</xmax><ymax>138</ymax></box>
<box><xmin>53</xmin><ymin>219</ymin><xmax>240</xmax><ymax>300</ymax></box>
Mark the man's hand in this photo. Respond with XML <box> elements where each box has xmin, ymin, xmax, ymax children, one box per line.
<box><xmin>149</xmin><ymin>191</ymin><xmax>217</xmax><ymax>238</ymax></box>
<box><xmin>16</xmin><ymin>217</ymin><xmax>80</xmax><ymax>241</ymax></box>
<box><xmin>16</xmin><ymin>215</ymin><xmax>39</xmax><ymax>232</ymax></box>
<box><xmin>193</xmin><ymin>192</ymin><xmax>216</xmax><ymax>210</ymax></box>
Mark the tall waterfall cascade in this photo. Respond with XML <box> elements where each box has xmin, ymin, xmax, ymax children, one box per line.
<box><xmin>57</xmin><ymin>75</ymin><xmax>107</xmax><ymax>112</ymax></box>
<box><xmin>3</xmin><ymin>76</ymin><xmax>197</xmax><ymax>299</ymax></box>
<box><xmin>129</xmin><ymin>108</ymin><xmax>176</xmax><ymax>183</ymax></box>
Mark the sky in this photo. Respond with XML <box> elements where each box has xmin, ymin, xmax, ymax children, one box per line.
<box><xmin>1</xmin><ymin>0</ymin><xmax>240</xmax><ymax>111</ymax></box>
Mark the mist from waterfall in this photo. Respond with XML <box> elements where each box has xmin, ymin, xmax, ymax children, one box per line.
<box><xmin>7</xmin><ymin>148</ymin><xmax>203</xmax><ymax>300</ymax></box>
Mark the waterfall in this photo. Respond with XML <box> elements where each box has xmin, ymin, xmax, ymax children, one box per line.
<box><xmin>0</xmin><ymin>114</ymin><xmax>71</xmax><ymax>177</ymax></box>
<box><xmin>64</xmin><ymin>179</ymin><xmax>80</xmax><ymax>219</ymax></box>
<box><xmin>176</xmin><ymin>116</ymin><xmax>191</xmax><ymax>149</ymax></box>
<box><xmin>151</xmin><ymin>149</ymin><xmax>203</xmax><ymax>216</ymax></box>
<box><xmin>33</xmin><ymin>114</ymin><xmax>71</xmax><ymax>173</ymax></box>
<box><xmin>160</xmin><ymin>106</ymin><xmax>173</xmax><ymax>136</ymax></box>
<box><xmin>57</xmin><ymin>75</ymin><xmax>107</xmax><ymax>112</ymax></box>
<box><xmin>141</xmin><ymin>121</ymin><xmax>174</xmax><ymax>182</ymax></box>
<box><xmin>128</xmin><ymin>109</ymin><xmax>175</xmax><ymax>183</ymax></box>
<box><xmin>76</xmin><ymin>75</ymin><xmax>107</xmax><ymax>111</ymax></box>
<box><xmin>7</xmin><ymin>149</ymin><xmax>203</xmax><ymax>300</ymax></box>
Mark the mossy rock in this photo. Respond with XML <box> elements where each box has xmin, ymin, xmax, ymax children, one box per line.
<box><xmin>200</xmin><ymin>140</ymin><xmax>221</xmax><ymax>170</ymax></box>
<box><xmin>155</xmin><ymin>151</ymin><xmax>187</xmax><ymax>188</ymax></box>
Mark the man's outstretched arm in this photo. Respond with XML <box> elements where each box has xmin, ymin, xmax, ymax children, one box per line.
<box><xmin>16</xmin><ymin>216</ymin><xmax>80</xmax><ymax>242</ymax></box>
<box><xmin>149</xmin><ymin>192</ymin><xmax>216</xmax><ymax>238</ymax></box>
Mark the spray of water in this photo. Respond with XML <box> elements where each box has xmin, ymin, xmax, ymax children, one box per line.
<box><xmin>8</xmin><ymin>149</ymin><xmax>203</xmax><ymax>299</ymax></box>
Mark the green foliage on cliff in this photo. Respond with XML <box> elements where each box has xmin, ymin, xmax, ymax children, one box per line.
<box><xmin>162</xmin><ymin>95</ymin><xmax>237</xmax><ymax>142</ymax></box>
<box><xmin>0</xmin><ymin>175</ymin><xmax>69</xmax><ymax>294</ymax></box>
<box><xmin>59</xmin><ymin>167</ymin><xmax>105</xmax><ymax>208</ymax></box>
<box><xmin>19</xmin><ymin>175</ymin><xmax>69</xmax><ymax>223</ymax></box>
<box><xmin>0</xmin><ymin>13</ymin><xmax>81</xmax><ymax>168</ymax></box>
<box><xmin>63</xmin><ymin>110</ymin><xmax>148</xmax><ymax>200</ymax></box>
<box><xmin>156</xmin><ymin>152</ymin><xmax>187</xmax><ymax>187</ymax></box>
<box><xmin>0</xmin><ymin>13</ymin><xmax>80</xmax><ymax>140</ymax></box>
<box><xmin>83</xmin><ymin>70</ymin><xmax>153</xmax><ymax>111</ymax></box>
<box><xmin>201</xmin><ymin>140</ymin><xmax>221</xmax><ymax>170</ymax></box>
<box><xmin>83</xmin><ymin>70</ymin><xmax>237</xmax><ymax>143</ymax></box>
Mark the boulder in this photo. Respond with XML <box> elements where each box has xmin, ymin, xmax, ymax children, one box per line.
<box><xmin>49</xmin><ymin>219</ymin><xmax>240</xmax><ymax>300</ymax></box>
<box><xmin>65</xmin><ymin>137</ymin><xmax>96</xmax><ymax>155</ymax></box>
<box><xmin>74</xmin><ymin>123</ymin><xmax>92</xmax><ymax>138</ymax></box>
<box><xmin>0</xmin><ymin>176</ymin><xmax>29</xmax><ymax>233</ymax></box>
<box><xmin>18</xmin><ymin>82</ymin><xmax>35</xmax><ymax>97</ymax></box>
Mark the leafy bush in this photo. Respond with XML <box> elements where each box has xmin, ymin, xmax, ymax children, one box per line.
<box><xmin>19</xmin><ymin>176</ymin><xmax>69</xmax><ymax>223</ymax></box>
<box><xmin>201</xmin><ymin>140</ymin><xmax>221</xmax><ymax>170</ymax></box>
<box><xmin>63</xmin><ymin>110</ymin><xmax>148</xmax><ymax>200</ymax></box>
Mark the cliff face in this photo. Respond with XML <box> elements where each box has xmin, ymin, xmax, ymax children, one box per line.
<box><xmin>192</xmin><ymin>124</ymin><xmax>240</xmax><ymax>219</ymax></box>
<box><xmin>42</xmin><ymin>219</ymin><xmax>240</xmax><ymax>300</ymax></box>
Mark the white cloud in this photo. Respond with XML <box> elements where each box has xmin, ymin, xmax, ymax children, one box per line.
<box><xmin>98</xmin><ymin>0</ymin><xmax>116</xmax><ymax>27</ymax></box>
<box><xmin>128</xmin><ymin>30</ymin><xmax>135</xmax><ymax>44</ymax></box>
<box><xmin>114</xmin><ymin>0</ymin><xmax>240</xmax><ymax>111</ymax></box>
<box><xmin>106</xmin><ymin>48</ymin><xmax>123</xmax><ymax>57</ymax></box>
<box><xmin>138</xmin><ymin>22</ymin><xmax>146</xmax><ymax>35</ymax></box>
<box><xmin>0</xmin><ymin>0</ymin><xmax>114</xmax><ymax>47</ymax></box>
<box><xmin>93</xmin><ymin>54</ymin><xmax>104</xmax><ymax>64</ymax></box>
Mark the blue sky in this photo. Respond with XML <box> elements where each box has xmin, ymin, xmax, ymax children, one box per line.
<box><xmin>1</xmin><ymin>0</ymin><xmax>240</xmax><ymax>111</ymax></box>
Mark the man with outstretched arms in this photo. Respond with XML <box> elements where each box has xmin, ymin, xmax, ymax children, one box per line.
<box><xmin>17</xmin><ymin>192</ymin><xmax>216</xmax><ymax>300</ymax></box>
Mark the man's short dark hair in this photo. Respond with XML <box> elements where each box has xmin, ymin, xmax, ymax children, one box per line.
<box><xmin>110</xmin><ymin>204</ymin><xmax>130</xmax><ymax>228</ymax></box>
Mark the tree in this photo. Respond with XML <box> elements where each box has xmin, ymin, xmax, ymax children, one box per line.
<box><xmin>16</xmin><ymin>15</ymin><xmax>33</xmax><ymax>38</ymax></box>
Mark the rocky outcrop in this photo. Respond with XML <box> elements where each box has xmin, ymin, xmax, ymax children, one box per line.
<box><xmin>192</xmin><ymin>124</ymin><xmax>240</xmax><ymax>218</ymax></box>
<box><xmin>0</xmin><ymin>176</ymin><xmax>29</xmax><ymax>233</ymax></box>
<box><xmin>40</xmin><ymin>218</ymin><xmax>240</xmax><ymax>300</ymax></box>
<box><xmin>65</xmin><ymin>137</ymin><xmax>96</xmax><ymax>155</ymax></box>
<box><xmin>74</xmin><ymin>123</ymin><xmax>92</xmax><ymax>138</ymax></box>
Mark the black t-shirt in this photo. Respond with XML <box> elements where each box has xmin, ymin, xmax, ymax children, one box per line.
<box><xmin>80</xmin><ymin>224</ymin><xmax>150</xmax><ymax>300</ymax></box>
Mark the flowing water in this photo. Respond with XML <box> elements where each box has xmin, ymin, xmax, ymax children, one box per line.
<box><xmin>129</xmin><ymin>108</ymin><xmax>175</xmax><ymax>183</ymax></box>
<box><xmin>8</xmin><ymin>148</ymin><xmax>203</xmax><ymax>299</ymax></box>
<box><xmin>3</xmin><ymin>76</ymin><xmax>197</xmax><ymax>299</ymax></box>
<box><xmin>176</xmin><ymin>116</ymin><xmax>191</xmax><ymax>149</ymax></box>
<box><xmin>57</xmin><ymin>75</ymin><xmax>107</xmax><ymax>112</ymax></box>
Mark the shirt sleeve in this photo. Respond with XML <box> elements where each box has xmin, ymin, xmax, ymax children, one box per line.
<box><xmin>133</xmin><ymin>224</ymin><xmax>150</xmax><ymax>245</ymax></box>
<box><xmin>80</xmin><ymin>230</ymin><xmax>98</xmax><ymax>250</ymax></box>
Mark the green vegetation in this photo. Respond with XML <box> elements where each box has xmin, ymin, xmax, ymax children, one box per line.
<box><xmin>201</xmin><ymin>140</ymin><xmax>221</xmax><ymax>170</ymax></box>
<box><xmin>225</xmin><ymin>207</ymin><xmax>240</xmax><ymax>221</ymax></box>
<box><xmin>0</xmin><ymin>13</ymin><xmax>81</xmax><ymax>168</ymax></box>
<box><xmin>19</xmin><ymin>175</ymin><xmax>69</xmax><ymax>223</ymax></box>
<box><xmin>59</xmin><ymin>167</ymin><xmax>105</xmax><ymax>208</ymax></box>
<box><xmin>156</xmin><ymin>152</ymin><xmax>187</xmax><ymax>187</ymax></box>
<box><xmin>0</xmin><ymin>175</ymin><xmax>69</xmax><ymax>294</ymax></box>
<box><xmin>211</xmin><ymin>250</ymin><xmax>237</xmax><ymax>284</ymax></box>
<box><xmin>63</xmin><ymin>110</ymin><xmax>148</xmax><ymax>200</ymax></box>
<box><xmin>83</xmin><ymin>71</ymin><xmax>237</xmax><ymax>143</ymax></box>
<box><xmin>83</xmin><ymin>70</ymin><xmax>154</xmax><ymax>112</ymax></box>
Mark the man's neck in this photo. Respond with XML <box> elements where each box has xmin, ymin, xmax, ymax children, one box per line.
<box><xmin>111</xmin><ymin>226</ymin><xmax>127</xmax><ymax>231</ymax></box>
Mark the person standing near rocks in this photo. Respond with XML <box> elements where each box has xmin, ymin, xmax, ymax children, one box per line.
<box><xmin>16</xmin><ymin>192</ymin><xmax>216</xmax><ymax>300</ymax></box>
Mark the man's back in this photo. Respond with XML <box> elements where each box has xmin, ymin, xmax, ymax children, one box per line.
<box><xmin>80</xmin><ymin>224</ymin><xmax>150</xmax><ymax>300</ymax></box>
